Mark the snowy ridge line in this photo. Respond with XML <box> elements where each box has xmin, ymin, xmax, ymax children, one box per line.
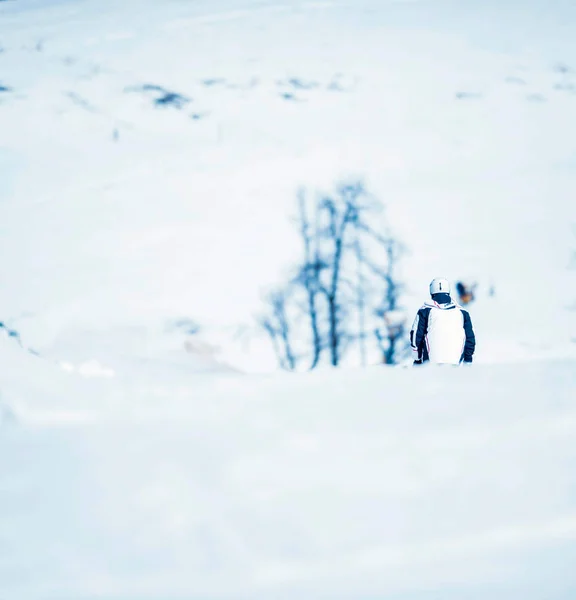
<box><xmin>0</xmin><ymin>321</ymin><xmax>115</xmax><ymax>379</ymax></box>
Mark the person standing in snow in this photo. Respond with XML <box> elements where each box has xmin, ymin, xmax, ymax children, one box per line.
<box><xmin>410</xmin><ymin>278</ymin><xmax>475</xmax><ymax>365</ymax></box>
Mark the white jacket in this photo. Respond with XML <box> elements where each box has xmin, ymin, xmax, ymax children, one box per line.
<box><xmin>410</xmin><ymin>300</ymin><xmax>475</xmax><ymax>365</ymax></box>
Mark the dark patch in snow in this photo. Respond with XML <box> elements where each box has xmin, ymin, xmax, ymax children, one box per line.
<box><xmin>505</xmin><ymin>76</ymin><xmax>527</xmax><ymax>85</ymax></box>
<box><xmin>155</xmin><ymin>91</ymin><xmax>188</xmax><ymax>107</ymax></box>
<box><xmin>126</xmin><ymin>84</ymin><xmax>191</xmax><ymax>109</ymax></box>
<box><xmin>553</xmin><ymin>63</ymin><xmax>572</xmax><ymax>74</ymax></box>
<box><xmin>0</xmin><ymin>83</ymin><xmax>11</xmax><ymax>93</ymax></box>
<box><xmin>168</xmin><ymin>318</ymin><xmax>201</xmax><ymax>336</ymax></box>
<box><xmin>190</xmin><ymin>112</ymin><xmax>208</xmax><ymax>121</ymax></box>
<box><xmin>286</xmin><ymin>78</ymin><xmax>319</xmax><ymax>90</ymax></box>
<box><xmin>202</xmin><ymin>78</ymin><xmax>227</xmax><ymax>87</ymax></box>
<box><xmin>65</xmin><ymin>91</ymin><xmax>97</xmax><ymax>112</ymax></box>
<box><xmin>455</xmin><ymin>92</ymin><xmax>483</xmax><ymax>100</ymax></box>
<box><xmin>526</xmin><ymin>93</ymin><xmax>547</xmax><ymax>102</ymax></box>
<box><xmin>280</xmin><ymin>92</ymin><xmax>300</xmax><ymax>101</ymax></box>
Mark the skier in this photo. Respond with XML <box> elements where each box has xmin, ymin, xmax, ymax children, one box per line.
<box><xmin>455</xmin><ymin>280</ymin><xmax>477</xmax><ymax>306</ymax></box>
<box><xmin>410</xmin><ymin>277</ymin><xmax>475</xmax><ymax>365</ymax></box>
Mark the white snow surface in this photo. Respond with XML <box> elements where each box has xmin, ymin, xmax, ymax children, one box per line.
<box><xmin>1</xmin><ymin>0</ymin><xmax>576</xmax><ymax>598</ymax></box>
<box><xmin>1</xmin><ymin>350</ymin><xmax>576</xmax><ymax>599</ymax></box>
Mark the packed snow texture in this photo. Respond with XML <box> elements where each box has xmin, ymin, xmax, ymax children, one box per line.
<box><xmin>1</xmin><ymin>0</ymin><xmax>576</xmax><ymax>598</ymax></box>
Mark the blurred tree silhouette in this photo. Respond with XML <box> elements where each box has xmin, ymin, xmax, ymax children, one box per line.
<box><xmin>260</xmin><ymin>181</ymin><xmax>408</xmax><ymax>370</ymax></box>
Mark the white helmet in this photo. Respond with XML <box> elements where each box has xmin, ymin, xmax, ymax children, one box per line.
<box><xmin>430</xmin><ymin>277</ymin><xmax>451</xmax><ymax>296</ymax></box>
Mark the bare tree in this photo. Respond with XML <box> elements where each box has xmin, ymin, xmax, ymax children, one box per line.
<box><xmin>294</xmin><ymin>191</ymin><xmax>323</xmax><ymax>369</ymax></box>
<box><xmin>354</xmin><ymin>236</ymin><xmax>368</xmax><ymax>366</ymax></box>
<box><xmin>316</xmin><ymin>186</ymin><xmax>361</xmax><ymax>366</ymax></box>
<box><xmin>260</xmin><ymin>289</ymin><xmax>298</xmax><ymax>370</ymax></box>
<box><xmin>373</xmin><ymin>238</ymin><xmax>408</xmax><ymax>364</ymax></box>
<box><xmin>260</xmin><ymin>180</ymin><xmax>406</xmax><ymax>370</ymax></box>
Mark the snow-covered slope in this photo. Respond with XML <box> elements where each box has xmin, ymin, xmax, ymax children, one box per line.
<box><xmin>1</xmin><ymin>0</ymin><xmax>575</xmax><ymax>370</ymax></box>
<box><xmin>2</xmin><ymin>359</ymin><xmax>576</xmax><ymax>599</ymax></box>
<box><xmin>1</xmin><ymin>1</ymin><xmax>576</xmax><ymax>597</ymax></box>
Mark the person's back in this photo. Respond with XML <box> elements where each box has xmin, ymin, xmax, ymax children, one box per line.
<box><xmin>410</xmin><ymin>278</ymin><xmax>475</xmax><ymax>365</ymax></box>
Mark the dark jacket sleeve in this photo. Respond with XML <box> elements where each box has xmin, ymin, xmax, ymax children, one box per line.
<box><xmin>462</xmin><ymin>310</ymin><xmax>476</xmax><ymax>362</ymax></box>
<box><xmin>410</xmin><ymin>308</ymin><xmax>430</xmax><ymax>361</ymax></box>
